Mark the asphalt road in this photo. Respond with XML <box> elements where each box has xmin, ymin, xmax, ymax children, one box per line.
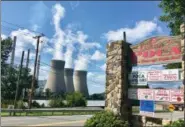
<box><xmin>1</xmin><ymin>115</ymin><xmax>92</xmax><ymax>126</ymax></box>
<box><xmin>1</xmin><ymin>112</ymin><xmax>184</xmax><ymax>126</ymax></box>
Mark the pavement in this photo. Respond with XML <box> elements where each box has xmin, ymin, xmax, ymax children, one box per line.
<box><xmin>1</xmin><ymin>112</ymin><xmax>184</xmax><ymax>126</ymax></box>
<box><xmin>1</xmin><ymin>115</ymin><xmax>92</xmax><ymax>126</ymax></box>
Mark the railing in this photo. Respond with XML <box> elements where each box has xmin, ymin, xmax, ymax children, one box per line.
<box><xmin>1</xmin><ymin>107</ymin><xmax>103</xmax><ymax>116</ymax></box>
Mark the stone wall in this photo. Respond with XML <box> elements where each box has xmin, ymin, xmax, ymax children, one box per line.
<box><xmin>105</xmin><ymin>40</ymin><xmax>132</xmax><ymax>122</ymax></box>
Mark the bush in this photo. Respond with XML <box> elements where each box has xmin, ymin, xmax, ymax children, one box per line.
<box><xmin>84</xmin><ymin>111</ymin><xmax>128</xmax><ymax>127</ymax></box>
<box><xmin>1</xmin><ymin>100</ymin><xmax>14</xmax><ymax>108</ymax></box>
<box><xmin>17</xmin><ymin>100</ymin><xmax>26</xmax><ymax>109</ymax></box>
<box><xmin>164</xmin><ymin>120</ymin><xmax>184</xmax><ymax>127</ymax></box>
<box><xmin>32</xmin><ymin>101</ymin><xmax>41</xmax><ymax>108</ymax></box>
<box><xmin>49</xmin><ymin>98</ymin><xmax>65</xmax><ymax>108</ymax></box>
<box><xmin>66</xmin><ymin>92</ymin><xmax>87</xmax><ymax>107</ymax></box>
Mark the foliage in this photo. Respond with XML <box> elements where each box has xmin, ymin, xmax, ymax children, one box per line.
<box><xmin>49</xmin><ymin>98</ymin><xmax>65</xmax><ymax>108</ymax></box>
<box><xmin>164</xmin><ymin>119</ymin><xmax>184</xmax><ymax>127</ymax></box>
<box><xmin>84</xmin><ymin>111</ymin><xmax>128</xmax><ymax>127</ymax></box>
<box><xmin>164</xmin><ymin>63</ymin><xmax>182</xmax><ymax>69</ymax></box>
<box><xmin>1</xmin><ymin>100</ymin><xmax>14</xmax><ymax>108</ymax></box>
<box><xmin>32</xmin><ymin>101</ymin><xmax>41</xmax><ymax>108</ymax></box>
<box><xmin>45</xmin><ymin>88</ymin><xmax>52</xmax><ymax>99</ymax></box>
<box><xmin>66</xmin><ymin>92</ymin><xmax>87</xmax><ymax>107</ymax></box>
<box><xmin>88</xmin><ymin>93</ymin><xmax>105</xmax><ymax>100</ymax></box>
<box><xmin>159</xmin><ymin>0</ymin><xmax>185</xmax><ymax>35</ymax></box>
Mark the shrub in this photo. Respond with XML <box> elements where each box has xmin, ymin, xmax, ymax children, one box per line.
<box><xmin>66</xmin><ymin>92</ymin><xmax>87</xmax><ymax>107</ymax></box>
<box><xmin>49</xmin><ymin>98</ymin><xmax>65</xmax><ymax>108</ymax></box>
<box><xmin>32</xmin><ymin>101</ymin><xmax>41</xmax><ymax>108</ymax></box>
<box><xmin>84</xmin><ymin>111</ymin><xmax>128</xmax><ymax>127</ymax></box>
<box><xmin>1</xmin><ymin>100</ymin><xmax>14</xmax><ymax>108</ymax></box>
<box><xmin>164</xmin><ymin>120</ymin><xmax>184</xmax><ymax>127</ymax></box>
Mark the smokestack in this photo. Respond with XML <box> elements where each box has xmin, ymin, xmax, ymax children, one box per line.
<box><xmin>64</xmin><ymin>68</ymin><xmax>74</xmax><ymax>93</ymax></box>
<box><xmin>73</xmin><ymin>70</ymin><xmax>89</xmax><ymax>97</ymax></box>
<box><xmin>44</xmin><ymin>60</ymin><xmax>66</xmax><ymax>93</ymax></box>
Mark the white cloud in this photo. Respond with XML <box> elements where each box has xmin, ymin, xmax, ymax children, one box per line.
<box><xmin>1</xmin><ymin>34</ymin><xmax>7</xmax><ymax>40</ymax></box>
<box><xmin>104</xmin><ymin>19</ymin><xmax>162</xmax><ymax>44</ymax></box>
<box><xmin>91</xmin><ymin>50</ymin><xmax>106</xmax><ymax>61</ymax></box>
<box><xmin>100</xmin><ymin>63</ymin><xmax>106</xmax><ymax>71</ymax></box>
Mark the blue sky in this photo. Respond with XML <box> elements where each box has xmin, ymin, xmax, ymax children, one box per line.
<box><xmin>2</xmin><ymin>1</ymin><xmax>181</xmax><ymax>94</ymax></box>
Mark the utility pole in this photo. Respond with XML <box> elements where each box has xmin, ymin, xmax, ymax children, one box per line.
<box><xmin>14</xmin><ymin>51</ymin><xmax>24</xmax><ymax>110</ymax></box>
<box><xmin>10</xmin><ymin>36</ymin><xmax>17</xmax><ymax>67</ymax></box>
<box><xmin>36</xmin><ymin>54</ymin><xmax>41</xmax><ymax>81</ymax></box>
<box><xmin>28</xmin><ymin>34</ymin><xmax>44</xmax><ymax>109</ymax></box>
<box><xmin>22</xmin><ymin>49</ymin><xmax>30</xmax><ymax>100</ymax></box>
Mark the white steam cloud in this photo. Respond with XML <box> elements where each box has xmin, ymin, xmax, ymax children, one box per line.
<box><xmin>52</xmin><ymin>4</ymin><xmax>65</xmax><ymax>60</ymax></box>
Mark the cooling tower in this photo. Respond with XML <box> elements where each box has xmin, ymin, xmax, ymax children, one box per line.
<box><xmin>73</xmin><ymin>70</ymin><xmax>89</xmax><ymax>97</ymax></box>
<box><xmin>44</xmin><ymin>60</ymin><xmax>66</xmax><ymax>93</ymax></box>
<box><xmin>64</xmin><ymin>68</ymin><xmax>74</xmax><ymax>93</ymax></box>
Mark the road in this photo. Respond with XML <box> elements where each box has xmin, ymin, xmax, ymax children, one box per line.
<box><xmin>1</xmin><ymin>115</ymin><xmax>92</xmax><ymax>126</ymax></box>
<box><xmin>1</xmin><ymin>112</ymin><xmax>184</xmax><ymax>126</ymax></box>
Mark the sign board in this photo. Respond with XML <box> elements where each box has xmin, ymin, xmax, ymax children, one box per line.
<box><xmin>131</xmin><ymin>36</ymin><xmax>181</xmax><ymax>65</ymax></box>
<box><xmin>147</xmin><ymin>69</ymin><xmax>179</xmax><ymax>81</ymax></box>
<box><xmin>138</xmin><ymin>89</ymin><xmax>154</xmax><ymax>100</ymax></box>
<box><xmin>129</xmin><ymin>71</ymin><xmax>147</xmax><ymax>86</ymax></box>
<box><xmin>168</xmin><ymin>104</ymin><xmax>175</xmax><ymax>112</ymax></box>
<box><xmin>170</xmin><ymin>89</ymin><xmax>184</xmax><ymax>103</ymax></box>
<box><xmin>154</xmin><ymin>89</ymin><xmax>170</xmax><ymax>101</ymax></box>
<box><xmin>140</xmin><ymin>100</ymin><xmax>154</xmax><ymax>116</ymax></box>
<box><xmin>128</xmin><ymin>88</ymin><xmax>138</xmax><ymax>100</ymax></box>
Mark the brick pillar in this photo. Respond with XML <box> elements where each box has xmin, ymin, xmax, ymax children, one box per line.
<box><xmin>105</xmin><ymin>40</ymin><xmax>132</xmax><ymax>122</ymax></box>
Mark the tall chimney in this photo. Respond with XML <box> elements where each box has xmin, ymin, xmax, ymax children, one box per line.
<box><xmin>64</xmin><ymin>68</ymin><xmax>74</xmax><ymax>93</ymax></box>
<box><xmin>44</xmin><ymin>60</ymin><xmax>66</xmax><ymax>93</ymax></box>
<box><xmin>73</xmin><ymin>70</ymin><xmax>89</xmax><ymax>97</ymax></box>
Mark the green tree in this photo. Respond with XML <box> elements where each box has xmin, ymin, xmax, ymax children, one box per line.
<box><xmin>45</xmin><ymin>88</ymin><xmax>52</xmax><ymax>99</ymax></box>
<box><xmin>66</xmin><ymin>92</ymin><xmax>87</xmax><ymax>107</ymax></box>
<box><xmin>159</xmin><ymin>0</ymin><xmax>185</xmax><ymax>35</ymax></box>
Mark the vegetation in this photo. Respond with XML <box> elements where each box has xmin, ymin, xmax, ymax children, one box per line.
<box><xmin>49</xmin><ymin>98</ymin><xmax>65</xmax><ymax>108</ymax></box>
<box><xmin>84</xmin><ymin>111</ymin><xmax>128</xmax><ymax>127</ymax></box>
<box><xmin>66</xmin><ymin>92</ymin><xmax>87</xmax><ymax>107</ymax></box>
<box><xmin>88</xmin><ymin>93</ymin><xmax>105</xmax><ymax>100</ymax></box>
<box><xmin>164</xmin><ymin>120</ymin><xmax>184</xmax><ymax>127</ymax></box>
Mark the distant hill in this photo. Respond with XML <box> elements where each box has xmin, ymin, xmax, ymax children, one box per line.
<box><xmin>88</xmin><ymin>92</ymin><xmax>105</xmax><ymax>100</ymax></box>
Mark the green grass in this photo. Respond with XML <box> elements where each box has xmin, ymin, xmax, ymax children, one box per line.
<box><xmin>1</xmin><ymin>111</ymin><xmax>98</xmax><ymax>117</ymax></box>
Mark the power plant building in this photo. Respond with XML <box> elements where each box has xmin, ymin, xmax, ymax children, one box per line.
<box><xmin>44</xmin><ymin>60</ymin><xmax>66</xmax><ymax>93</ymax></box>
<box><xmin>64</xmin><ymin>68</ymin><xmax>74</xmax><ymax>93</ymax></box>
<box><xmin>73</xmin><ymin>70</ymin><xmax>89</xmax><ymax>97</ymax></box>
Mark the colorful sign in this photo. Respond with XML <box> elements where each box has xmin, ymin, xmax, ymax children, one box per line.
<box><xmin>154</xmin><ymin>89</ymin><xmax>170</xmax><ymax>101</ymax></box>
<box><xmin>138</xmin><ymin>89</ymin><xmax>154</xmax><ymax>100</ymax></box>
<box><xmin>170</xmin><ymin>89</ymin><xmax>184</xmax><ymax>103</ymax></box>
<box><xmin>140</xmin><ymin>100</ymin><xmax>155</xmax><ymax>116</ymax></box>
<box><xmin>128</xmin><ymin>88</ymin><xmax>138</xmax><ymax>100</ymax></box>
<box><xmin>129</xmin><ymin>71</ymin><xmax>147</xmax><ymax>86</ymax></box>
<box><xmin>131</xmin><ymin>36</ymin><xmax>181</xmax><ymax>65</ymax></box>
<box><xmin>147</xmin><ymin>69</ymin><xmax>179</xmax><ymax>81</ymax></box>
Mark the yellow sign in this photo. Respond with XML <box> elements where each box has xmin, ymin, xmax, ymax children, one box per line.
<box><xmin>168</xmin><ymin>104</ymin><xmax>175</xmax><ymax>112</ymax></box>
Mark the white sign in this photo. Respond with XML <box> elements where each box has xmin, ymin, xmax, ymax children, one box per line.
<box><xmin>161</xmin><ymin>69</ymin><xmax>179</xmax><ymax>81</ymax></box>
<box><xmin>138</xmin><ymin>89</ymin><xmax>154</xmax><ymax>100</ymax></box>
<box><xmin>128</xmin><ymin>88</ymin><xmax>138</xmax><ymax>100</ymax></box>
<box><xmin>129</xmin><ymin>71</ymin><xmax>147</xmax><ymax>86</ymax></box>
<box><xmin>154</xmin><ymin>89</ymin><xmax>170</xmax><ymax>101</ymax></box>
<box><xmin>147</xmin><ymin>69</ymin><xmax>179</xmax><ymax>81</ymax></box>
<box><xmin>170</xmin><ymin>89</ymin><xmax>184</xmax><ymax>103</ymax></box>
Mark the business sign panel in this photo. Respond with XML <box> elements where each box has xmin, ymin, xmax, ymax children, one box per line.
<box><xmin>131</xmin><ymin>36</ymin><xmax>181</xmax><ymax>65</ymax></box>
<box><xmin>128</xmin><ymin>88</ymin><xmax>138</xmax><ymax>100</ymax></box>
<box><xmin>129</xmin><ymin>71</ymin><xmax>147</xmax><ymax>86</ymax></box>
<box><xmin>147</xmin><ymin>69</ymin><xmax>179</xmax><ymax>81</ymax></box>
<box><xmin>140</xmin><ymin>100</ymin><xmax>154</xmax><ymax>116</ymax></box>
<box><xmin>170</xmin><ymin>89</ymin><xmax>184</xmax><ymax>103</ymax></box>
<box><xmin>138</xmin><ymin>89</ymin><xmax>154</xmax><ymax>100</ymax></box>
<box><xmin>154</xmin><ymin>89</ymin><xmax>170</xmax><ymax>101</ymax></box>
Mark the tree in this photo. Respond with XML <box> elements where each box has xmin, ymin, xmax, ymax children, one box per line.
<box><xmin>159</xmin><ymin>0</ymin><xmax>185</xmax><ymax>35</ymax></box>
<box><xmin>66</xmin><ymin>92</ymin><xmax>87</xmax><ymax>107</ymax></box>
<box><xmin>45</xmin><ymin>88</ymin><xmax>52</xmax><ymax>99</ymax></box>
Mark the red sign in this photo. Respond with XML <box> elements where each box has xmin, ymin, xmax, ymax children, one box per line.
<box><xmin>131</xmin><ymin>36</ymin><xmax>181</xmax><ymax>65</ymax></box>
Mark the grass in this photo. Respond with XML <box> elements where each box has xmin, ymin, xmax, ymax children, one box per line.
<box><xmin>1</xmin><ymin>111</ymin><xmax>98</xmax><ymax>117</ymax></box>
